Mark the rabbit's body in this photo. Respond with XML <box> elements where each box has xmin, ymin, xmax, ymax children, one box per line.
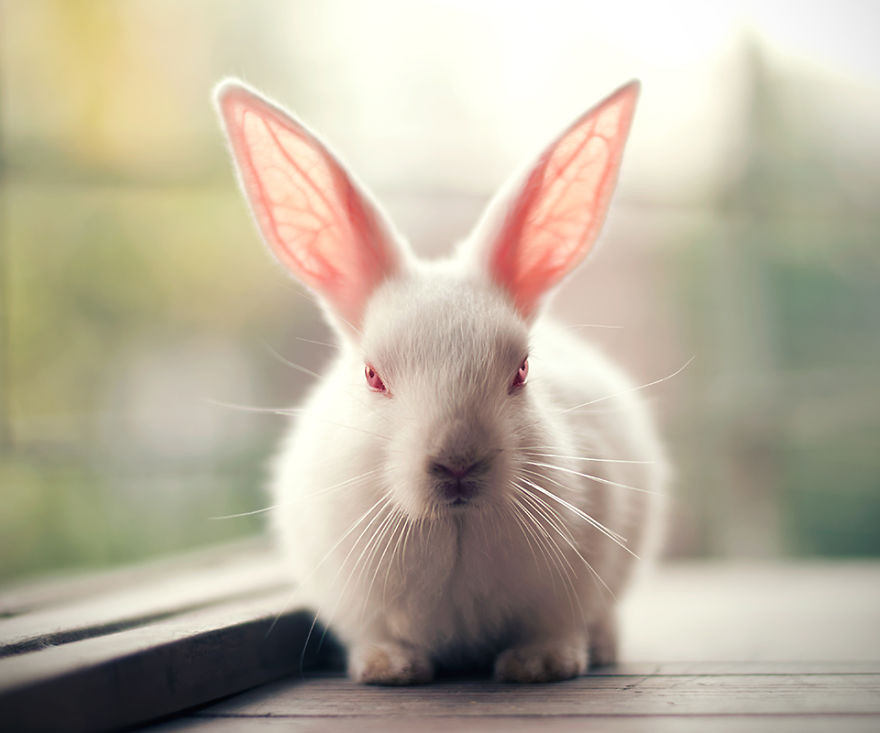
<box><xmin>270</xmin><ymin>269</ymin><xmax>664</xmax><ymax>681</ymax></box>
<box><xmin>216</xmin><ymin>79</ymin><xmax>665</xmax><ymax>683</ymax></box>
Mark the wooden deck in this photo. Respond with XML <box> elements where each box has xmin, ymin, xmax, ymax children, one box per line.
<box><xmin>2</xmin><ymin>551</ymin><xmax>879</xmax><ymax>732</ymax></box>
<box><xmin>153</xmin><ymin>670</ymin><xmax>880</xmax><ymax>732</ymax></box>
<box><xmin>153</xmin><ymin>562</ymin><xmax>880</xmax><ymax>732</ymax></box>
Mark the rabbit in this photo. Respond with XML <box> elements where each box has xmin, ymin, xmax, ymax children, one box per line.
<box><xmin>215</xmin><ymin>78</ymin><xmax>666</xmax><ymax>685</ymax></box>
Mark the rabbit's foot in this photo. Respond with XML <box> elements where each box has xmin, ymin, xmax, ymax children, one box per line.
<box><xmin>348</xmin><ymin>640</ymin><xmax>434</xmax><ymax>685</ymax></box>
<box><xmin>494</xmin><ymin>636</ymin><xmax>588</xmax><ymax>683</ymax></box>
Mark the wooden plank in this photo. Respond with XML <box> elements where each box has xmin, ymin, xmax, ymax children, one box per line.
<box><xmin>0</xmin><ymin>590</ymin><xmax>333</xmax><ymax>733</ymax></box>
<box><xmin>195</xmin><ymin>671</ymin><xmax>880</xmax><ymax>718</ymax></box>
<box><xmin>0</xmin><ymin>550</ymin><xmax>288</xmax><ymax>656</ymax></box>
<box><xmin>619</xmin><ymin>561</ymin><xmax>880</xmax><ymax>662</ymax></box>
<box><xmin>588</xmin><ymin>662</ymin><xmax>880</xmax><ymax>675</ymax></box>
<box><xmin>0</xmin><ymin>537</ymin><xmax>273</xmax><ymax>618</ymax></box>
<box><xmin>153</xmin><ymin>714</ymin><xmax>880</xmax><ymax>733</ymax></box>
<box><xmin>3</xmin><ymin>560</ymin><xmax>880</xmax><ymax>732</ymax></box>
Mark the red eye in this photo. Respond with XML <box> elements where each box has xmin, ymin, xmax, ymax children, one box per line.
<box><xmin>512</xmin><ymin>357</ymin><xmax>529</xmax><ymax>389</ymax></box>
<box><xmin>365</xmin><ymin>364</ymin><xmax>387</xmax><ymax>393</ymax></box>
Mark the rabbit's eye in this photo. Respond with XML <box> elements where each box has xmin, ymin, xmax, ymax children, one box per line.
<box><xmin>512</xmin><ymin>357</ymin><xmax>529</xmax><ymax>389</ymax></box>
<box><xmin>365</xmin><ymin>364</ymin><xmax>387</xmax><ymax>393</ymax></box>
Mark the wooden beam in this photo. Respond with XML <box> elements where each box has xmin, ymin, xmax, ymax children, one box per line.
<box><xmin>0</xmin><ymin>590</ymin><xmax>334</xmax><ymax>733</ymax></box>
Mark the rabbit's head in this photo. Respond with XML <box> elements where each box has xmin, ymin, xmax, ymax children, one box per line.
<box><xmin>215</xmin><ymin>80</ymin><xmax>637</xmax><ymax>519</ymax></box>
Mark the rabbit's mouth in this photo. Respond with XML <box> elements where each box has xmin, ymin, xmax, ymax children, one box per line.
<box><xmin>428</xmin><ymin>491</ymin><xmax>486</xmax><ymax>516</ymax></box>
<box><xmin>428</xmin><ymin>455</ymin><xmax>493</xmax><ymax>507</ymax></box>
<box><xmin>436</xmin><ymin>489</ymin><xmax>496</xmax><ymax>514</ymax></box>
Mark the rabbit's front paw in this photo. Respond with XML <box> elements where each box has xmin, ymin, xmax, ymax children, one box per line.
<box><xmin>348</xmin><ymin>641</ymin><xmax>434</xmax><ymax>685</ymax></box>
<box><xmin>494</xmin><ymin>637</ymin><xmax>588</xmax><ymax>683</ymax></box>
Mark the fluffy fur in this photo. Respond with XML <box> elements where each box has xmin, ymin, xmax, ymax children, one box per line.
<box><xmin>215</xmin><ymin>79</ymin><xmax>666</xmax><ymax>684</ymax></box>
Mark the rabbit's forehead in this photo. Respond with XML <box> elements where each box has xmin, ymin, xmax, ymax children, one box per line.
<box><xmin>362</xmin><ymin>276</ymin><xmax>528</xmax><ymax>381</ymax></box>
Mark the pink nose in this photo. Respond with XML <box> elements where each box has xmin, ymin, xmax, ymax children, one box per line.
<box><xmin>429</xmin><ymin>460</ymin><xmax>481</xmax><ymax>480</ymax></box>
<box><xmin>432</xmin><ymin>463</ymin><xmax>472</xmax><ymax>479</ymax></box>
<box><xmin>428</xmin><ymin>458</ymin><xmax>491</xmax><ymax>503</ymax></box>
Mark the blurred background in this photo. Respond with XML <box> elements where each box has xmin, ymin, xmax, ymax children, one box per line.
<box><xmin>1</xmin><ymin>0</ymin><xmax>878</xmax><ymax>583</ymax></box>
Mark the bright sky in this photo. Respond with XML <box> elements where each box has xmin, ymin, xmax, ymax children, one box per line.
<box><xmin>4</xmin><ymin>0</ymin><xmax>877</xmax><ymax>198</ymax></box>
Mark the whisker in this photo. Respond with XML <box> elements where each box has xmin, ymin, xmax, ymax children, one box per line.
<box><xmin>518</xmin><ymin>488</ymin><xmax>575</xmax><ymax>545</ymax></box>
<box><xmin>403</xmin><ymin>516</ymin><xmax>418</xmax><ymax>569</ymax></box>
<box><xmin>353</xmin><ymin>507</ymin><xmax>400</xmax><ymax>614</ymax></box>
<box><xmin>336</xmin><ymin>502</ymin><xmax>400</xmax><ymax>623</ymax></box>
<box><xmin>336</xmin><ymin>312</ymin><xmax>363</xmax><ymax>337</ymax></box>
<box><xmin>302</xmin><ymin>469</ymin><xmax>381</xmax><ymax>499</ymax></box>
<box><xmin>523</xmin><ymin>460</ymin><xmax>661</xmax><ymax>497</ymax></box>
<box><xmin>517</xmin><ymin>472</ymin><xmax>634</xmax><ymax>554</ymax></box>
<box><xmin>211</xmin><ymin>506</ymin><xmax>276</xmax><ymax>520</ymax></box>
<box><xmin>516</xmin><ymin>480</ymin><xmax>615</xmax><ymax>598</ymax></box>
<box><xmin>508</xmin><ymin>495</ymin><xmax>552</xmax><ymax>577</ymax></box>
<box><xmin>363</xmin><ymin>512</ymin><xmax>407</xmax><ymax>618</ymax></box>
<box><xmin>383</xmin><ymin>513</ymin><xmax>411</xmax><ymax>599</ymax></box>
<box><xmin>295</xmin><ymin>336</ymin><xmax>339</xmax><ymax>350</ymax></box>
<box><xmin>520</xmin><ymin>464</ymin><xmax>596</xmax><ymax>506</ymax></box>
<box><xmin>521</xmin><ymin>449</ymin><xmax>652</xmax><ymax>466</ymax></box>
<box><xmin>516</xmin><ymin>491</ymin><xmax>579</xmax><ymax>579</ymax></box>
<box><xmin>560</xmin><ymin>356</ymin><xmax>694</xmax><ymax>413</ymax></box>
<box><xmin>301</xmin><ymin>494</ymin><xmax>391</xmax><ymax>594</ymax></box>
<box><xmin>516</xmin><ymin>489</ymin><xmax>595</xmax><ymax>613</ymax></box>
<box><xmin>519</xmin><ymin>494</ymin><xmax>585</xmax><ymax>616</ymax></box>
<box><xmin>205</xmin><ymin>399</ymin><xmax>391</xmax><ymax>441</ymax></box>
<box><xmin>266</xmin><ymin>493</ymin><xmax>389</xmax><ymax>665</ymax></box>
<box><xmin>518</xmin><ymin>467</ymin><xmax>628</xmax><ymax>544</ymax></box>
<box><xmin>299</xmin><ymin>497</ymin><xmax>394</xmax><ymax>671</ymax></box>
<box><xmin>511</xmin><ymin>494</ymin><xmax>580</xmax><ymax>614</ymax></box>
<box><xmin>262</xmin><ymin>341</ymin><xmax>322</xmax><ymax>379</ymax></box>
<box><xmin>333</xmin><ymin>501</ymin><xmax>395</xmax><ymax>601</ymax></box>
<box><xmin>210</xmin><ymin>469</ymin><xmax>379</xmax><ymax>519</ymax></box>
<box><xmin>204</xmin><ymin>398</ymin><xmax>293</xmax><ymax>416</ymax></box>
<box><xmin>316</xmin><ymin>502</ymin><xmax>397</xmax><ymax>652</ymax></box>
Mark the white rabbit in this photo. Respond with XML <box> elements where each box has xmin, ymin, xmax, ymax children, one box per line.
<box><xmin>215</xmin><ymin>79</ymin><xmax>666</xmax><ymax>684</ymax></box>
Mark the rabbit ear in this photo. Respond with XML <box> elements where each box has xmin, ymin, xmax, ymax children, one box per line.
<box><xmin>215</xmin><ymin>80</ymin><xmax>403</xmax><ymax>334</ymax></box>
<box><xmin>475</xmin><ymin>81</ymin><xmax>639</xmax><ymax>320</ymax></box>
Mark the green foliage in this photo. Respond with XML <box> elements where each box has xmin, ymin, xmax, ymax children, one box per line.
<box><xmin>2</xmin><ymin>5</ymin><xmax>879</xmax><ymax>581</ymax></box>
<box><xmin>0</xmin><ymin>448</ymin><xmax>267</xmax><ymax>582</ymax></box>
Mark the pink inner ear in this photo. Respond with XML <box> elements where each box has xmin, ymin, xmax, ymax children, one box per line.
<box><xmin>490</xmin><ymin>83</ymin><xmax>638</xmax><ymax>318</ymax></box>
<box><xmin>219</xmin><ymin>87</ymin><xmax>397</xmax><ymax>329</ymax></box>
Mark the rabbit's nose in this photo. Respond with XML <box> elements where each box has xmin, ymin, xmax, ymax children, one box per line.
<box><xmin>429</xmin><ymin>460</ymin><xmax>484</xmax><ymax>480</ymax></box>
<box><xmin>428</xmin><ymin>458</ymin><xmax>491</xmax><ymax>503</ymax></box>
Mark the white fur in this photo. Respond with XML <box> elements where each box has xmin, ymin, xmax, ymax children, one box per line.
<box><xmin>270</xmin><ymin>261</ymin><xmax>666</xmax><ymax>683</ymax></box>
<box><xmin>217</xmin><ymin>79</ymin><xmax>666</xmax><ymax>684</ymax></box>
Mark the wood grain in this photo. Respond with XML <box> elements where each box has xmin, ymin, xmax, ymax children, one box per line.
<box><xmin>0</xmin><ymin>538</ymin><xmax>273</xmax><ymax>618</ymax></box>
<box><xmin>193</xmin><ymin>670</ymin><xmax>880</xmax><ymax>718</ymax></box>
<box><xmin>0</xmin><ymin>551</ymin><xmax>288</xmax><ymax>656</ymax></box>
<box><xmin>154</xmin><ymin>714</ymin><xmax>880</xmax><ymax>733</ymax></box>
<box><xmin>618</xmin><ymin>561</ymin><xmax>880</xmax><ymax>662</ymax></box>
<box><xmin>2</xmin><ymin>558</ymin><xmax>879</xmax><ymax>733</ymax></box>
<box><xmin>0</xmin><ymin>589</ymin><xmax>333</xmax><ymax>733</ymax></box>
